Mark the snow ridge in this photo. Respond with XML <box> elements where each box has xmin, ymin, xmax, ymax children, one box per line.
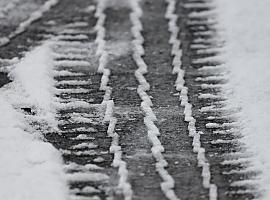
<box><xmin>164</xmin><ymin>0</ymin><xmax>218</xmax><ymax>199</ymax></box>
<box><xmin>130</xmin><ymin>1</ymin><xmax>180</xmax><ymax>199</ymax></box>
<box><xmin>95</xmin><ymin>1</ymin><xmax>132</xmax><ymax>199</ymax></box>
<box><xmin>0</xmin><ymin>0</ymin><xmax>59</xmax><ymax>46</ymax></box>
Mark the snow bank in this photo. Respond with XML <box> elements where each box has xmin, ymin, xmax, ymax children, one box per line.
<box><xmin>216</xmin><ymin>0</ymin><xmax>270</xmax><ymax>198</ymax></box>
<box><xmin>0</xmin><ymin>42</ymin><xmax>68</xmax><ymax>200</ymax></box>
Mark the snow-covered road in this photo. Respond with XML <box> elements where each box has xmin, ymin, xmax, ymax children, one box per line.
<box><xmin>0</xmin><ymin>0</ymin><xmax>270</xmax><ymax>199</ymax></box>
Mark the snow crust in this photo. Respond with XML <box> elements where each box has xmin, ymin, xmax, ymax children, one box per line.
<box><xmin>0</xmin><ymin>42</ymin><xmax>68</xmax><ymax>200</ymax></box>
<box><xmin>216</xmin><ymin>0</ymin><xmax>270</xmax><ymax>198</ymax></box>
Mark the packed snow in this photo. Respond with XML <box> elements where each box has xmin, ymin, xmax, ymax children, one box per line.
<box><xmin>216</xmin><ymin>0</ymin><xmax>270</xmax><ymax>198</ymax></box>
<box><xmin>0</xmin><ymin>42</ymin><xmax>68</xmax><ymax>200</ymax></box>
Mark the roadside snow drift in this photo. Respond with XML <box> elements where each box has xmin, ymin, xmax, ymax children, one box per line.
<box><xmin>216</xmin><ymin>0</ymin><xmax>270</xmax><ymax>199</ymax></box>
<box><xmin>0</xmin><ymin>42</ymin><xmax>68</xmax><ymax>200</ymax></box>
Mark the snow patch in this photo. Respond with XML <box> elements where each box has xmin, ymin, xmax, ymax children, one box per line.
<box><xmin>0</xmin><ymin>42</ymin><xmax>68</xmax><ymax>200</ymax></box>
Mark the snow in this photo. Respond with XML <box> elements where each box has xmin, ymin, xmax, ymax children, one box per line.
<box><xmin>195</xmin><ymin>75</ymin><xmax>227</xmax><ymax>82</ymax></box>
<box><xmin>198</xmin><ymin>93</ymin><xmax>221</xmax><ymax>99</ymax></box>
<box><xmin>0</xmin><ymin>0</ymin><xmax>19</xmax><ymax>15</ymax></box>
<box><xmin>183</xmin><ymin>2</ymin><xmax>215</xmax><ymax>9</ymax></box>
<box><xmin>53</xmin><ymin>52</ymin><xmax>88</xmax><ymax>60</ymax></box>
<box><xmin>64</xmin><ymin>127</ymin><xmax>97</xmax><ymax>133</ymax></box>
<box><xmin>65</xmin><ymin>163</ymin><xmax>103</xmax><ymax>171</ymax></box>
<box><xmin>70</xmin><ymin>195</ymin><xmax>101</xmax><ymax>200</ymax></box>
<box><xmin>65</xmin><ymin>22</ymin><xmax>88</xmax><ymax>28</ymax></box>
<box><xmin>73</xmin><ymin>134</ymin><xmax>95</xmax><ymax>140</ymax></box>
<box><xmin>192</xmin><ymin>55</ymin><xmax>223</xmax><ymax>65</ymax></box>
<box><xmin>71</xmin><ymin>142</ymin><xmax>98</xmax><ymax>150</ymax></box>
<box><xmin>80</xmin><ymin>186</ymin><xmax>101</xmax><ymax>193</ymax></box>
<box><xmin>61</xmin><ymin>149</ymin><xmax>97</xmax><ymax>156</ymax></box>
<box><xmin>7</xmin><ymin>41</ymin><xmax>57</xmax><ymax>128</ymax></box>
<box><xmin>0</xmin><ymin>0</ymin><xmax>59</xmax><ymax>46</ymax></box>
<box><xmin>57</xmin><ymin>34</ymin><xmax>89</xmax><ymax>40</ymax></box>
<box><xmin>0</xmin><ymin>42</ymin><xmax>68</xmax><ymax>200</ymax></box>
<box><xmin>66</xmin><ymin>172</ymin><xmax>109</xmax><ymax>182</ymax></box>
<box><xmin>216</xmin><ymin>0</ymin><xmax>270</xmax><ymax>198</ymax></box>
<box><xmin>55</xmin><ymin>41</ymin><xmax>89</xmax><ymax>49</ymax></box>
<box><xmin>54</xmin><ymin>60</ymin><xmax>91</xmax><ymax>68</ymax></box>
<box><xmin>56</xmin><ymin>80</ymin><xmax>91</xmax><ymax>86</ymax></box>
<box><xmin>53</xmin><ymin>70</ymin><xmax>85</xmax><ymax>77</ymax></box>
<box><xmin>56</xmin><ymin>101</ymin><xmax>93</xmax><ymax>109</ymax></box>
<box><xmin>70</xmin><ymin>186</ymin><xmax>101</xmax><ymax>195</ymax></box>
<box><xmin>14</xmin><ymin>0</ymin><xmax>58</xmax><ymax>35</ymax></box>
<box><xmin>93</xmin><ymin>157</ymin><xmax>105</xmax><ymax>163</ymax></box>
<box><xmin>55</xmin><ymin>88</ymin><xmax>90</xmax><ymax>94</ymax></box>
<box><xmin>200</xmin><ymin>84</ymin><xmax>223</xmax><ymax>89</ymax></box>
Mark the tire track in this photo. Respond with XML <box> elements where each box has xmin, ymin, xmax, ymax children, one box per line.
<box><xmin>46</xmin><ymin>1</ymin><xmax>133</xmax><ymax>199</ymax></box>
<box><xmin>42</xmin><ymin>2</ymin><xmax>117</xmax><ymax>200</ymax></box>
<box><xmin>130</xmin><ymin>0</ymin><xmax>186</xmax><ymax>199</ymax></box>
<box><xmin>49</xmin><ymin>21</ymin><xmax>115</xmax><ymax>199</ymax></box>
<box><xmin>95</xmin><ymin>1</ymin><xmax>132</xmax><ymax>199</ymax></box>
<box><xmin>136</xmin><ymin>0</ymin><xmax>216</xmax><ymax>199</ymax></box>
<box><xmin>106</xmin><ymin>2</ymin><xmax>167</xmax><ymax>200</ymax></box>
<box><xmin>0</xmin><ymin>0</ymin><xmax>262</xmax><ymax>199</ymax></box>
<box><xmin>176</xmin><ymin>0</ymin><xmax>260</xmax><ymax>199</ymax></box>
<box><xmin>164</xmin><ymin>0</ymin><xmax>217</xmax><ymax>199</ymax></box>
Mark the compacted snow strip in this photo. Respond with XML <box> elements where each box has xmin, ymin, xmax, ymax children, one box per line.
<box><xmin>215</xmin><ymin>0</ymin><xmax>270</xmax><ymax>199</ymax></box>
<box><xmin>0</xmin><ymin>42</ymin><xmax>68</xmax><ymax>200</ymax></box>
<box><xmin>0</xmin><ymin>0</ymin><xmax>59</xmax><ymax>46</ymax></box>
<box><xmin>130</xmin><ymin>1</ymin><xmax>180</xmax><ymax>199</ymax></box>
<box><xmin>164</xmin><ymin>0</ymin><xmax>217</xmax><ymax>199</ymax></box>
<box><xmin>94</xmin><ymin>1</ymin><xmax>132</xmax><ymax>199</ymax></box>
